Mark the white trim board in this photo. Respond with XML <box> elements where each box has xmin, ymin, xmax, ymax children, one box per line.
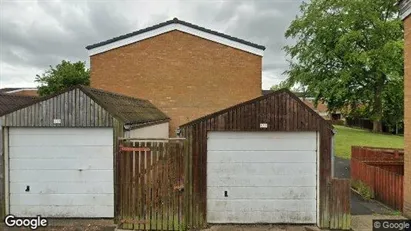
<box><xmin>5</xmin><ymin>88</ymin><xmax>37</xmax><ymax>94</ymax></box>
<box><xmin>88</xmin><ymin>24</ymin><xmax>265</xmax><ymax>57</ymax></box>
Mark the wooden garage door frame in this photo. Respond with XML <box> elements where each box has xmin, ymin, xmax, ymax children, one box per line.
<box><xmin>205</xmin><ymin>131</ymin><xmax>320</xmax><ymax>224</ymax></box>
<box><xmin>3</xmin><ymin>127</ymin><xmax>114</xmax><ymax>217</ymax></box>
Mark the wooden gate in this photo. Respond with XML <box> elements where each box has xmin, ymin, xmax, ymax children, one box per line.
<box><xmin>116</xmin><ymin>139</ymin><xmax>188</xmax><ymax>230</ymax></box>
<box><xmin>329</xmin><ymin>178</ymin><xmax>351</xmax><ymax>230</ymax></box>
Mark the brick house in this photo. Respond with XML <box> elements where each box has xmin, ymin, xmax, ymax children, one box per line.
<box><xmin>400</xmin><ymin>0</ymin><xmax>411</xmax><ymax>218</ymax></box>
<box><xmin>86</xmin><ymin>18</ymin><xmax>265</xmax><ymax>135</ymax></box>
<box><xmin>0</xmin><ymin>88</ymin><xmax>38</xmax><ymax>97</ymax></box>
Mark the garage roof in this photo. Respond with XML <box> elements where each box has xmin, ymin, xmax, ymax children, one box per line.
<box><xmin>0</xmin><ymin>85</ymin><xmax>169</xmax><ymax>126</ymax></box>
<box><xmin>80</xmin><ymin>86</ymin><xmax>169</xmax><ymax>125</ymax></box>
<box><xmin>180</xmin><ymin>88</ymin><xmax>332</xmax><ymax>129</ymax></box>
<box><xmin>0</xmin><ymin>94</ymin><xmax>37</xmax><ymax>115</ymax></box>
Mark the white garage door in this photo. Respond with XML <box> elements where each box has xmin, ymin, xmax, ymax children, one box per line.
<box><xmin>9</xmin><ymin>128</ymin><xmax>114</xmax><ymax>217</ymax></box>
<box><xmin>207</xmin><ymin>131</ymin><xmax>317</xmax><ymax>224</ymax></box>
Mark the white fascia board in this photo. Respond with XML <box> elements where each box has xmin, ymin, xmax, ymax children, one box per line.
<box><xmin>6</xmin><ymin>88</ymin><xmax>37</xmax><ymax>94</ymax></box>
<box><xmin>88</xmin><ymin>24</ymin><xmax>264</xmax><ymax>57</ymax></box>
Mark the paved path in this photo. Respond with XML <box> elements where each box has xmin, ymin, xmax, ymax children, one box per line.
<box><xmin>351</xmin><ymin>215</ymin><xmax>407</xmax><ymax>231</ymax></box>
<box><xmin>333</xmin><ymin>156</ymin><xmax>396</xmax><ymax>215</ymax></box>
<box><xmin>1</xmin><ymin>219</ymin><xmax>115</xmax><ymax>230</ymax></box>
<box><xmin>0</xmin><ymin>156</ymin><xmax>401</xmax><ymax>231</ymax></box>
<box><xmin>201</xmin><ymin>225</ymin><xmax>321</xmax><ymax>231</ymax></box>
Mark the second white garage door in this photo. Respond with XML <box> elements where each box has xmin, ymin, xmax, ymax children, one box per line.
<box><xmin>207</xmin><ymin>131</ymin><xmax>317</xmax><ymax>224</ymax></box>
<box><xmin>8</xmin><ymin>128</ymin><xmax>114</xmax><ymax>218</ymax></box>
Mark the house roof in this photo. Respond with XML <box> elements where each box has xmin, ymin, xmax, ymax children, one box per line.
<box><xmin>0</xmin><ymin>88</ymin><xmax>18</xmax><ymax>93</ymax></box>
<box><xmin>0</xmin><ymin>94</ymin><xmax>38</xmax><ymax>115</ymax></box>
<box><xmin>86</xmin><ymin>18</ymin><xmax>266</xmax><ymax>56</ymax></box>
<box><xmin>180</xmin><ymin>88</ymin><xmax>332</xmax><ymax>128</ymax></box>
<box><xmin>0</xmin><ymin>85</ymin><xmax>170</xmax><ymax>126</ymax></box>
<box><xmin>302</xmin><ymin>99</ymin><xmax>328</xmax><ymax>114</ymax></box>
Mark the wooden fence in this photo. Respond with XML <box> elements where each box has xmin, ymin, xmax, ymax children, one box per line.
<box><xmin>115</xmin><ymin>138</ymin><xmax>354</xmax><ymax>230</ymax></box>
<box><xmin>329</xmin><ymin>178</ymin><xmax>351</xmax><ymax>230</ymax></box>
<box><xmin>345</xmin><ymin>118</ymin><xmax>404</xmax><ymax>134</ymax></box>
<box><xmin>116</xmin><ymin>139</ymin><xmax>189</xmax><ymax>230</ymax></box>
<box><xmin>351</xmin><ymin>146</ymin><xmax>404</xmax><ymax>211</ymax></box>
<box><xmin>364</xmin><ymin>161</ymin><xmax>404</xmax><ymax>175</ymax></box>
<box><xmin>351</xmin><ymin>146</ymin><xmax>404</xmax><ymax>161</ymax></box>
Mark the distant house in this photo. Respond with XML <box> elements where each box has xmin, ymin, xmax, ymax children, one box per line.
<box><xmin>302</xmin><ymin>98</ymin><xmax>344</xmax><ymax>120</ymax></box>
<box><xmin>0</xmin><ymin>88</ymin><xmax>38</xmax><ymax>97</ymax></box>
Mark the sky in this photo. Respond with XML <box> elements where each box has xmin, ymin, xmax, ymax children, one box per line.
<box><xmin>0</xmin><ymin>0</ymin><xmax>303</xmax><ymax>90</ymax></box>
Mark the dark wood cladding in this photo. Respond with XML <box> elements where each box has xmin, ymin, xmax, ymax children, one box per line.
<box><xmin>2</xmin><ymin>88</ymin><xmax>113</xmax><ymax>127</ymax></box>
<box><xmin>180</xmin><ymin>89</ymin><xmax>347</xmax><ymax>229</ymax></box>
<box><xmin>183</xmin><ymin>90</ymin><xmax>327</xmax><ymax>131</ymax></box>
<box><xmin>329</xmin><ymin>179</ymin><xmax>351</xmax><ymax>229</ymax></box>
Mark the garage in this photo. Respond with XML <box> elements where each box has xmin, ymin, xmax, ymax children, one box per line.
<box><xmin>1</xmin><ymin>85</ymin><xmax>169</xmax><ymax>218</ymax></box>
<box><xmin>179</xmin><ymin>89</ymin><xmax>350</xmax><ymax>229</ymax></box>
<box><xmin>206</xmin><ymin>131</ymin><xmax>317</xmax><ymax>223</ymax></box>
<box><xmin>9</xmin><ymin>128</ymin><xmax>113</xmax><ymax>217</ymax></box>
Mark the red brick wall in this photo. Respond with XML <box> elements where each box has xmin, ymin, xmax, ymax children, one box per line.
<box><xmin>404</xmin><ymin>15</ymin><xmax>411</xmax><ymax>218</ymax></box>
<box><xmin>90</xmin><ymin>31</ymin><xmax>262</xmax><ymax>135</ymax></box>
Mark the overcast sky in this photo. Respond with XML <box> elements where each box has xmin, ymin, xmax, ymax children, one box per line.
<box><xmin>0</xmin><ymin>0</ymin><xmax>303</xmax><ymax>89</ymax></box>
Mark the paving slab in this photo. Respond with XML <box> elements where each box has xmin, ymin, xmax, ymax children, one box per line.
<box><xmin>201</xmin><ymin>225</ymin><xmax>322</xmax><ymax>231</ymax></box>
<box><xmin>334</xmin><ymin>156</ymin><xmax>396</xmax><ymax>215</ymax></box>
<box><xmin>351</xmin><ymin>215</ymin><xmax>407</xmax><ymax>231</ymax></box>
<box><xmin>1</xmin><ymin>219</ymin><xmax>115</xmax><ymax>230</ymax></box>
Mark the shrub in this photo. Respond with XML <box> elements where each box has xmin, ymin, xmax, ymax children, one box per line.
<box><xmin>351</xmin><ymin>180</ymin><xmax>374</xmax><ymax>200</ymax></box>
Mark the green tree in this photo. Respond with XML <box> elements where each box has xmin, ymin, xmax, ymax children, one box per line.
<box><xmin>270</xmin><ymin>81</ymin><xmax>290</xmax><ymax>91</ymax></box>
<box><xmin>382</xmin><ymin>78</ymin><xmax>403</xmax><ymax>134</ymax></box>
<box><xmin>284</xmin><ymin>0</ymin><xmax>403</xmax><ymax>132</ymax></box>
<box><xmin>35</xmin><ymin>60</ymin><xmax>90</xmax><ymax>96</ymax></box>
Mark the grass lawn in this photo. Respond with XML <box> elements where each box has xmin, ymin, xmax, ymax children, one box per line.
<box><xmin>334</xmin><ymin>125</ymin><xmax>404</xmax><ymax>159</ymax></box>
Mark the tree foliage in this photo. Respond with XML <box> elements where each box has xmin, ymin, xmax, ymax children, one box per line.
<box><xmin>270</xmin><ymin>81</ymin><xmax>290</xmax><ymax>91</ymax></box>
<box><xmin>284</xmin><ymin>0</ymin><xmax>403</xmax><ymax>132</ymax></box>
<box><xmin>382</xmin><ymin>78</ymin><xmax>404</xmax><ymax>132</ymax></box>
<box><xmin>35</xmin><ymin>60</ymin><xmax>90</xmax><ymax>96</ymax></box>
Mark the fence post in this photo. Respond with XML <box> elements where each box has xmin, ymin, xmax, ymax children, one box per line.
<box><xmin>183</xmin><ymin>137</ymin><xmax>191</xmax><ymax>230</ymax></box>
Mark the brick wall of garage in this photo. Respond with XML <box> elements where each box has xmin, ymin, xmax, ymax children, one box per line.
<box><xmin>90</xmin><ymin>30</ymin><xmax>262</xmax><ymax>135</ymax></box>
